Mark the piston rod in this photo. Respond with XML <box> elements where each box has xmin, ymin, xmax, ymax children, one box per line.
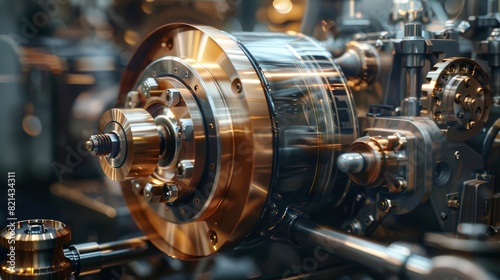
<box><xmin>290</xmin><ymin>219</ymin><xmax>496</xmax><ymax>279</ymax></box>
<box><xmin>64</xmin><ymin>236</ymin><xmax>160</xmax><ymax>276</ymax></box>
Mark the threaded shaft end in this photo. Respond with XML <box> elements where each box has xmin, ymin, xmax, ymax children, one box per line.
<box><xmin>87</xmin><ymin>134</ymin><xmax>113</xmax><ymax>156</ymax></box>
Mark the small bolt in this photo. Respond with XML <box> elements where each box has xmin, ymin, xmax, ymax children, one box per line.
<box><xmin>164</xmin><ymin>89</ymin><xmax>180</xmax><ymax>107</ymax></box>
<box><xmin>476</xmin><ymin>87</ymin><xmax>484</xmax><ymax>97</ymax></box>
<box><xmin>463</xmin><ymin>96</ymin><xmax>476</xmax><ymax>111</ymax></box>
<box><xmin>144</xmin><ymin>183</ymin><xmax>166</xmax><ymax>203</ymax></box>
<box><xmin>377</xmin><ymin>198</ymin><xmax>393</xmax><ymax>212</ymax></box>
<box><xmin>141</xmin><ymin>77</ymin><xmax>159</xmax><ymax>97</ymax></box>
<box><xmin>454</xmin><ymin>93</ymin><xmax>462</xmax><ymax>103</ymax></box>
<box><xmin>176</xmin><ymin>160</ymin><xmax>194</xmax><ymax>179</ymax></box>
<box><xmin>454</xmin><ymin>151</ymin><xmax>460</xmax><ymax>160</ymax></box>
<box><xmin>467</xmin><ymin>120</ymin><xmax>476</xmax><ymax>129</ymax></box>
<box><xmin>440</xmin><ymin>212</ymin><xmax>448</xmax><ymax>221</ymax></box>
<box><xmin>344</xmin><ymin>220</ymin><xmax>362</xmax><ymax>235</ymax></box>
<box><xmin>447</xmin><ymin>199</ymin><xmax>460</xmax><ymax>209</ymax></box>
<box><xmin>210</xmin><ymin>163</ymin><xmax>215</xmax><ymax>170</ymax></box>
<box><xmin>162</xmin><ymin>184</ymin><xmax>179</xmax><ymax>203</ymax></box>
<box><xmin>208</xmin><ymin>230</ymin><xmax>218</xmax><ymax>244</ymax></box>
<box><xmin>391</xmin><ymin>178</ymin><xmax>407</xmax><ymax>192</ymax></box>
<box><xmin>178</xmin><ymin>118</ymin><xmax>193</xmax><ymax>139</ymax></box>
<box><xmin>126</xmin><ymin>91</ymin><xmax>140</xmax><ymax>108</ymax></box>
<box><xmin>464</xmin><ymin>78</ymin><xmax>471</xmax><ymax>87</ymax></box>
<box><xmin>363</xmin><ymin>215</ymin><xmax>375</xmax><ymax>226</ymax></box>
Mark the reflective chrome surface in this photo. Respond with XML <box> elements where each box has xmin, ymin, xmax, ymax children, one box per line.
<box><xmin>98</xmin><ymin>108</ymin><xmax>160</xmax><ymax>181</ymax></box>
<box><xmin>0</xmin><ymin>220</ymin><xmax>72</xmax><ymax>280</ymax></box>
<box><xmin>117</xmin><ymin>23</ymin><xmax>274</xmax><ymax>259</ymax></box>
<box><xmin>235</xmin><ymin>31</ymin><xmax>358</xmax><ymax>206</ymax></box>
<box><xmin>89</xmin><ymin>23</ymin><xmax>357</xmax><ymax>259</ymax></box>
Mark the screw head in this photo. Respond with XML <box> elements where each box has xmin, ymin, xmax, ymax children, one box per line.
<box><xmin>377</xmin><ymin>198</ymin><xmax>392</xmax><ymax>212</ymax></box>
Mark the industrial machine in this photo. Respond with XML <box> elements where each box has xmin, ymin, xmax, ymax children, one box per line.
<box><xmin>1</xmin><ymin>0</ymin><xmax>500</xmax><ymax>279</ymax></box>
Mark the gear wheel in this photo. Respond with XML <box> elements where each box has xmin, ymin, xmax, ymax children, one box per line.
<box><xmin>420</xmin><ymin>57</ymin><xmax>491</xmax><ymax>141</ymax></box>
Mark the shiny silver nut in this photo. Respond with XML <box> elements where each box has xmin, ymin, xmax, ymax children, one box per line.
<box><xmin>163</xmin><ymin>184</ymin><xmax>179</xmax><ymax>203</ymax></box>
<box><xmin>179</xmin><ymin>118</ymin><xmax>193</xmax><ymax>139</ymax></box>
<box><xmin>126</xmin><ymin>91</ymin><xmax>140</xmax><ymax>108</ymax></box>
<box><xmin>143</xmin><ymin>183</ymin><xmax>166</xmax><ymax>203</ymax></box>
<box><xmin>141</xmin><ymin>77</ymin><xmax>159</xmax><ymax>97</ymax></box>
<box><xmin>164</xmin><ymin>89</ymin><xmax>180</xmax><ymax>107</ymax></box>
<box><xmin>377</xmin><ymin>198</ymin><xmax>393</xmax><ymax>212</ymax></box>
<box><xmin>177</xmin><ymin>160</ymin><xmax>194</xmax><ymax>179</ymax></box>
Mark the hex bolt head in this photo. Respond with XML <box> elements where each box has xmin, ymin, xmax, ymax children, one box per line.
<box><xmin>162</xmin><ymin>184</ymin><xmax>179</xmax><ymax>203</ymax></box>
<box><xmin>377</xmin><ymin>198</ymin><xmax>393</xmax><ymax>212</ymax></box>
<box><xmin>176</xmin><ymin>160</ymin><xmax>194</xmax><ymax>179</ymax></box>
<box><xmin>164</xmin><ymin>89</ymin><xmax>180</xmax><ymax>107</ymax></box>
<box><xmin>178</xmin><ymin>118</ymin><xmax>193</xmax><ymax>139</ymax></box>
<box><xmin>141</xmin><ymin>77</ymin><xmax>159</xmax><ymax>97</ymax></box>
<box><xmin>144</xmin><ymin>183</ymin><xmax>166</xmax><ymax>203</ymax></box>
<box><xmin>391</xmin><ymin>178</ymin><xmax>407</xmax><ymax>192</ymax></box>
<box><xmin>126</xmin><ymin>91</ymin><xmax>140</xmax><ymax>108</ymax></box>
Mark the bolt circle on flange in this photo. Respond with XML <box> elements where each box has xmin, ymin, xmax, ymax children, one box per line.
<box><xmin>421</xmin><ymin>58</ymin><xmax>491</xmax><ymax>141</ymax></box>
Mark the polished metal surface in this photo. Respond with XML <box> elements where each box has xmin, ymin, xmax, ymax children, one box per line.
<box><xmin>88</xmin><ymin>23</ymin><xmax>357</xmax><ymax>260</ymax></box>
<box><xmin>0</xmin><ymin>220</ymin><xmax>72</xmax><ymax>280</ymax></box>
<box><xmin>116</xmin><ymin>23</ymin><xmax>275</xmax><ymax>259</ymax></box>
<box><xmin>421</xmin><ymin>58</ymin><xmax>492</xmax><ymax>141</ymax></box>
<box><xmin>96</xmin><ymin>108</ymin><xmax>160</xmax><ymax>181</ymax></box>
<box><xmin>337</xmin><ymin>152</ymin><xmax>365</xmax><ymax>173</ymax></box>
<box><xmin>235</xmin><ymin>31</ymin><xmax>358</xmax><ymax>205</ymax></box>
<box><xmin>65</xmin><ymin>236</ymin><xmax>158</xmax><ymax>276</ymax></box>
<box><xmin>4</xmin><ymin>1</ymin><xmax>500</xmax><ymax>279</ymax></box>
<box><xmin>292</xmin><ymin>218</ymin><xmax>496</xmax><ymax>279</ymax></box>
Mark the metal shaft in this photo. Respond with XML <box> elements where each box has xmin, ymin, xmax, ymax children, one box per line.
<box><xmin>64</xmin><ymin>236</ymin><xmax>160</xmax><ymax>276</ymax></box>
<box><xmin>290</xmin><ymin>219</ymin><xmax>496</xmax><ymax>279</ymax></box>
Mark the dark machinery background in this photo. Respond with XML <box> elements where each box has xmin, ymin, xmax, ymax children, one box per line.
<box><xmin>0</xmin><ymin>0</ymin><xmax>499</xmax><ymax>279</ymax></box>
